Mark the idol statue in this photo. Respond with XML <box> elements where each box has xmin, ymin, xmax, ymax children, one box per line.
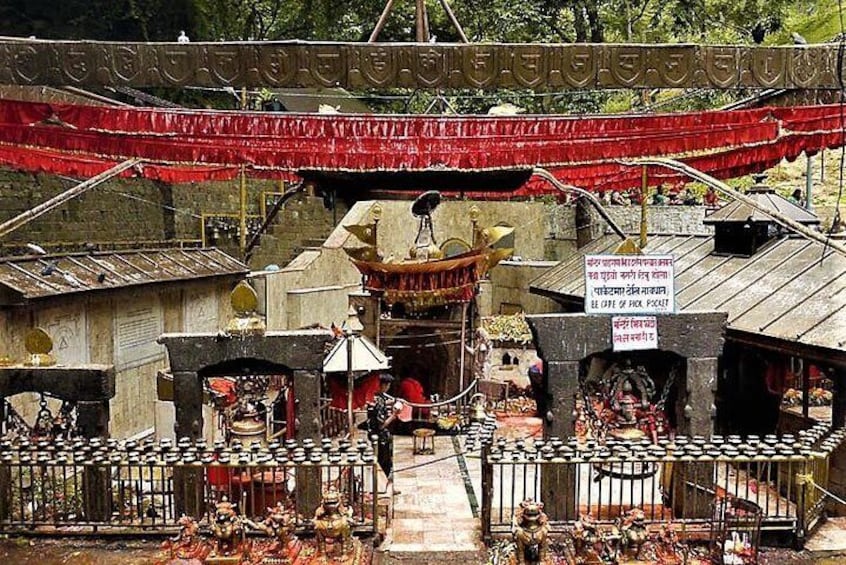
<box><xmin>620</xmin><ymin>508</ymin><xmax>648</xmax><ymax>560</ymax></box>
<box><xmin>313</xmin><ymin>489</ymin><xmax>353</xmax><ymax>558</ymax></box>
<box><xmin>511</xmin><ymin>499</ymin><xmax>550</xmax><ymax>564</ymax></box>
<box><xmin>244</xmin><ymin>501</ymin><xmax>298</xmax><ymax>561</ymax></box>
<box><xmin>210</xmin><ymin>497</ymin><xmax>245</xmax><ymax>557</ymax></box>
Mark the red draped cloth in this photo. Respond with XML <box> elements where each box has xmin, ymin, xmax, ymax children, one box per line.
<box><xmin>0</xmin><ymin>98</ymin><xmax>843</xmax><ymax>192</ymax></box>
<box><xmin>327</xmin><ymin>372</ymin><xmax>382</xmax><ymax>410</ymax></box>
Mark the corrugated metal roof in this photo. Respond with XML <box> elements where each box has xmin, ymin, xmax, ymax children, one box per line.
<box><xmin>530</xmin><ymin>234</ymin><xmax>846</xmax><ymax>355</ymax></box>
<box><xmin>0</xmin><ymin>247</ymin><xmax>247</xmax><ymax>302</ymax></box>
<box><xmin>703</xmin><ymin>190</ymin><xmax>820</xmax><ymax>224</ymax></box>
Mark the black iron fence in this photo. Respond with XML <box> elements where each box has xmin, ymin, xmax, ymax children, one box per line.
<box><xmin>481</xmin><ymin>423</ymin><xmax>845</xmax><ymax>547</ymax></box>
<box><xmin>0</xmin><ymin>436</ymin><xmax>379</xmax><ymax>535</ymax></box>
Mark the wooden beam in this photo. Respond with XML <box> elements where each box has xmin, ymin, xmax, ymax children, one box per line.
<box><xmin>0</xmin><ymin>40</ymin><xmax>841</xmax><ymax>90</ymax></box>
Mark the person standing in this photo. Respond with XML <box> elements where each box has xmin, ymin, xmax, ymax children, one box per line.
<box><xmin>369</xmin><ymin>373</ymin><xmax>401</xmax><ymax>493</ymax></box>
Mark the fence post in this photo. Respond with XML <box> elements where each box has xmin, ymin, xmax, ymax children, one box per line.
<box><xmin>0</xmin><ymin>459</ymin><xmax>8</xmax><ymax>521</ymax></box>
<box><xmin>794</xmin><ymin>459</ymin><xmax>808</xmax><ymax>549</ymax></box>
<box><xmin>481</xmin><ymin>444</ymin><xmax>492</xmax><ymax>543</ymax></box>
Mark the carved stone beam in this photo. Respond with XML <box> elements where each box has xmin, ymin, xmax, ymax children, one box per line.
<box><xmin>0</xmin><ymin>41</ymin><xmax>840</xmax><ymax>90</ymax></box>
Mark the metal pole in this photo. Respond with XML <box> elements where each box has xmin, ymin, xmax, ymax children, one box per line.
<box><xmin>640</xmin><ymin>165</ymin><xmax>649</xmax><ymax>249</ymax></box>
<box><xmin>239</xmin><ymin>164</ymin><xmax>247</xmax><ymax>256</ymax></box>
<box><xmin>375</xmin><ymin>297</ymin><xmax>381</xmax><ymax>348</ymax></box>
<box><xmin>459</xmin><ymin>302</ymin><xmax>468</xmax><ymax>392</ymax></box>
<box><xmin>805</xmin><ymin>153</ymin><xmax>814</xmax><ymax>211</ymax></box>
<box><xmin>347</xmin><ymin>334</ymin><xmax>355</xmax><ymax>439</ymax></box>
<box><xmin>0</xmin><ymin>159</ymin><xmax>140</xmax><ymax>239</ymax></box>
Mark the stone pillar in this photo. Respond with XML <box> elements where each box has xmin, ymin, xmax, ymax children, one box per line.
<box><xmin>541</xmin><ymin>361</ymin><xmax>579</xmax><ymax>521</ymax></box>
<box><xmin>293</xmin><ymin>369</ymin><xmax>322</xmax><ymax>517</ymax></box>
<box><xmin>671</xmin><ymin>358</ymin><xmax>717</xmax><ymax>519</ymax></box>
<box><xmin>173</xmin><ymin>371</ymin><xmax>203</xmax><ymax>440</ymax></box>
<box><xmin>575</xmin><ymin>197</ymin><xmax>593</xmax><ymax>248</ymax></box>
<box><xmin>828</xmin><ymin>368</ymin><xmax>846</xmax><ymax>516</ymax></box>
<box><xmin>78</xmin><ymin>400</ymin><xmax>112</xmax><ymax>521</ymax></box>
<box><xmin>172</xmin><ymin>371</ymin><xmax>203</xmax><ymax>518</ymax></box>
<box><xmin>544</xmin><ymin>361</ymin><xmax>580</xmax><ymax>439</ymax></box>
<box><xmin>681</xmin><ymin>357</ymin><xmax>717</xmax><ymax>437</ymax></box>
<box><xmin>77</xmin><ymin>400</ymin><xmax>110</xmax><ymax>438</ymax></box>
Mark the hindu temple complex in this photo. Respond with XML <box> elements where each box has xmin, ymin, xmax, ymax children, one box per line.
<box><xmin>0</xmin><ymin>2</ymin><xmax>846</xmax><ymax>564</ymax></box>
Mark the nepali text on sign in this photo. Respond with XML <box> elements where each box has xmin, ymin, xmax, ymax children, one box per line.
<box><xmin>612</xmin><ymin>316</ymin><xmax>658</xmax><ymax>351</ymax></box>
<box><xmin>584</xmin><ymin>255</ymin><xmax>675</xmax><ymax>314</ymax></box>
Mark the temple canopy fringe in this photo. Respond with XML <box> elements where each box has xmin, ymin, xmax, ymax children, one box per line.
<box><xmin>0</xmin><ymin>98</ymin><xmax>842</xmax><ymax>193</ymax></box>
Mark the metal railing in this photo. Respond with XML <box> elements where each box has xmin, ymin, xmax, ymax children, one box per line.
<box><xmin>480</xmin><ymin>423</ymin><xmax>846</xmax><ymax>547</ymax></box>
<box><xmin>320</xmin><ymin>400</ymin><xmax>349</xmax><ymax>438</ymax></box>
<box><xmin>389</xmin><ymin>378</ymin><xmax>480</xmax><ymax>427</ymax></box>
<box><xmin>0</xmin><ymin>436</ymin><xmax>379</xmax><ymax>536</ymax></box>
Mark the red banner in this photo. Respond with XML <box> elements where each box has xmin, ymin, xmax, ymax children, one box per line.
<box><xmin>0</xmin><ymin>98</ymin><xmax>842</xmax><ymax>193</ymax></box>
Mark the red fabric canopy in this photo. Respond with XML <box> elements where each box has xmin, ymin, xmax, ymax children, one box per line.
<box><xmin>0</xmin><ymin>98</ymin><xmax>842</xmax><ymax>192</ymax></box>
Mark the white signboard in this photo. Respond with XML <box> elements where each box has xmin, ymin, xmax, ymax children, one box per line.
<box><xmin>37</xmin><ymin>305</ymin><xmax>89</xmax><ymax>365</ymax></box>
<box><xmin>584</xmin><ymin>255</ymin><xmax>675</xmax><ymax>315</ymax></box>
<box><xmin>612</xmin><ymin>316</ymin><xmax>658</xmax><ymax>351</ymax></box>
<box><xmin>114</xmin><ymin>298</ymin><xmax>164</xmax><ymax>370</ymax></box>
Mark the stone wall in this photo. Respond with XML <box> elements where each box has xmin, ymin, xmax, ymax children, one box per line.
<box><xmin>0</xmin><ymin>167</ymin><xmax>345</xmax><ymax>270</ymax></box>
<box><xmin>1</xmin><ymin>277</ymin><xmax>238</xmax><ymax>438</ymax></box>
<box><xmin>486</xmin><ymin>261</ymin><xmax>561</xmax><ymax>316</ymax></box>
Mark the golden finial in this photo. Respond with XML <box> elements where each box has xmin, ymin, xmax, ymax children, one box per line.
<box><xmin>371</xmin><ymin>203</ymin><xmax>383</xmax><ymax>221</ymax></box>
<box><xmin>225</xmin><ymin>281</ymin><xmax>266</xmax><ymax>336</ymax></box>
<box><xmin>24</xmin><ymin>327</ymin><xmax>56</xmax><ymax>367</ymax></box>
<box><xmin>469</xmin><ymin>205</ymin><xmax>480</xmax><ymax>222</ymax></box>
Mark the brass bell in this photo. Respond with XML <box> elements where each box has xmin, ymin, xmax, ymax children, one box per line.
<box><xmin>469</xmin><ymin>393</ymin><xmax>488</xmax><ymax>423</ymax></box>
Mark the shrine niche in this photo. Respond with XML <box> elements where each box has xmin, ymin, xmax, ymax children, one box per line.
<box><xmin>526</xmin><ymin>311</ymin><xmax>727</xmax><ymax>522</ymax></box>
<box><xmin>158</xmin><ymin>282</ymin><xmax>334</xmax><ymax>518</ymax></box>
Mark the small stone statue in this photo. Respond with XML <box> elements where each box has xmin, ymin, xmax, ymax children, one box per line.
<box><xmin>244</xmin><ymin>501</ymin><xmax>298</xmax><ymax>560</ymax></box>
<box><xmin>163</xmin><ymin>514</ymin><xmax>208</xmax><ymax>561</ymax></box>
<box><xmin>572</xmin><ymin>514</ymin><xmax>603</xmax><ymax>564</ymax></box>
<box><xmin>210</xmin><ymin>497</ymin><xmax>245</xmax><ymax>557</ymax></box>
<box><xmin>313</xmin><ymin>488</ymin><xmax>353</xmax><ymax>558</ymax></box>
<box><xmin>511</xmin><ymin>499</ymin><xmax>550</xmax><ymax>564</ymax></box>
<box><xmin>620</xmin><ymin>508</ymin><xmax>648</xmax><ymax>559</ymax></box>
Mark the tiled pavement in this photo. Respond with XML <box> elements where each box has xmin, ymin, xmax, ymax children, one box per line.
<box><xmin>378</xmin><ymin>434</ymin><xmax>486</xmax><ymax>562</ymax></box>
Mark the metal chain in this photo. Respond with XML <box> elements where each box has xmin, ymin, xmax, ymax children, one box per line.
<box><xmin>656</xmin><ymin>365</ymin><xmax>677</xmax><ymax>410</ymax></box>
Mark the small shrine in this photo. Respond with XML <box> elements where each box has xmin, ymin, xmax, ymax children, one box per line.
<box><xmin>344</xmin><ymin>193</ymin><xmax>514</xmax><ymax>404</ymax></box>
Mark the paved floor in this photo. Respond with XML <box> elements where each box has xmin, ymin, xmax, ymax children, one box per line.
<box><xmin>380</xmin><ymin>434</ymin><xmax>484</xmax><ymax>558</ymax></box>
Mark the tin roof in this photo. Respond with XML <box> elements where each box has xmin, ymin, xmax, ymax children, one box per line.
<box><xmin>0</xmin><ymin>247</ymin><xmax>247</xmax><ymax>303</ymax></box>
<box><xmin>530</xmin><ymin>234</ymin><xmax>846</xmax><ymax>356</ymax></box>
<box><xmin>703</xmin><ymin>184</ymin><xmax>820</xmax><ymax>225</ymax></box>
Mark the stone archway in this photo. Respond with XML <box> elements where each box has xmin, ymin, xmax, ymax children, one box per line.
<box><xmin>159</xmin><ymin>329</ymin><xmax>332</xmax><ymax>442</ymax></box>
<box><xmin>526</xmin><ymin>311</ymin><xmax>727</xmax><ymax>521</ymax></box>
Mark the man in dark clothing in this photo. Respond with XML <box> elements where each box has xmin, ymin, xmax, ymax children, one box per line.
<box><xmin>369</xmin><ymin>373</ymin><xmax>400</xmax><ymax>493</ymax></box>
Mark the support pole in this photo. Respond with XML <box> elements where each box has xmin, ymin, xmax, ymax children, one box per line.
<box><xmin>459</xmin><ymin>301</ymin><xmax>468</xmax><ymax>392</ymax></box>
<box><xmin>368</xmin><ymin>0</ymin><xmax>396</xmax><ymax>42</ymax></box>
<box><xmin>437</xmin><ymin>0</ymin><xmax>470</xmax><ymax>43</ymax></box>
<box><xmin>239</xmin><ymin>164</ymin><xmax>247</xmax><ymax>256</ymax></box>
<box><xmin>415</xmin><ymin>0</ymin><xmax>427</xmax><ymax>42</ymax></box>
<box><xmin>640</xmin><ymin>165</ymin><xmax>649</xmax><ymax>249</ymax></box>
<box><xmin>628</xmin><ymin>158</ymin><xmax>846</xmax><ymax>258</ymax></box>
<box><xmin>0</xmin><ymin>159</ymin><xmax>140</xmax><ymax>239</ymax></box>
<box><xmin>806</xmin><ymin>153</ymin><xmax>814</xmax><ymax>211</ymax></box>
<box><xmin>347</xmin><ymin>334</ymin><xmax>355</xmax><ymax>438</ymax></box>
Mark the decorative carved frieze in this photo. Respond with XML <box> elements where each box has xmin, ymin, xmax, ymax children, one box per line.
<box><xmin>0</xmin><ymin>41</ymin><xmax>842</xmax><ymax>90</ymax></box>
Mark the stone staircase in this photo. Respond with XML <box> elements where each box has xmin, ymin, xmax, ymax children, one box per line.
<box><xmin>247</xmin><ymin>194</ymin><xmax>343</xmax><ymax>270</ymax></box>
